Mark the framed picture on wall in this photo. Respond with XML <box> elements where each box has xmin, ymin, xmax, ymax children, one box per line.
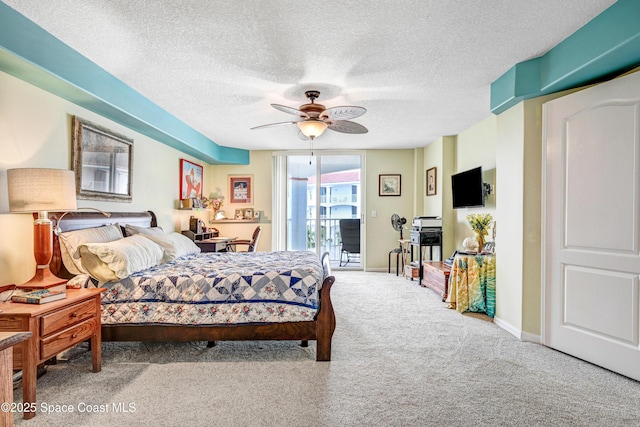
<box><xmin>179</xmin><ymin>159</ymin><xmax>203</xmax><ymax>200</ymax></box>
<box><xmin>72</xmin><ymin>116</ymin><xmax>133</xmax><ymax>202</ymax></box>
<box><xmin>379</xmin><ymin>174</ymin><xmax>401</xmax><ymax>196</ymax></box>
<box><xmin>426</xmin><ymin>167</ymin><xmax>437</xmax><ymax>196</ymax></box>
<box><xmin>229</xmin><ymin>175</ymin><xmax>253</xmax><ymax>204</ymax></box>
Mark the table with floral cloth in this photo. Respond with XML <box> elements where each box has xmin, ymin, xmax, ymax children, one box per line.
<box><xmin>445</xmin><ymin>253</ymin><xmax>495</xmax><ymax>318</ymax></box>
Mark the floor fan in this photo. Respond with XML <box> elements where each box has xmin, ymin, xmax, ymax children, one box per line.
<box><xmin>389</xmin><ymin>214</ymin><xmax>408</xmax><ymax>275</ymax></box>
<box><xmin>391</xmin><ymin>213</ymin><xmax>407</xmax><ymax>239</ymax></box>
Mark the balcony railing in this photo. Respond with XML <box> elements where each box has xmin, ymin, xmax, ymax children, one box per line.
<box><xmin>313</xmin><ymin>195</ymin><xmax>358</xmax><ymax>204</ymax></box>
<box><xmin>302</xmin><ymin>217</ymin><xmax>360</xmax><ymax>266</ymax></box>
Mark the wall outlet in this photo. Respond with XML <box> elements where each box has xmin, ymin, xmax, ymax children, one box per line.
<box><xmin>371</xmin><ymin>210</ymin><xmax>377</xmax><ymax>218</ymax></box>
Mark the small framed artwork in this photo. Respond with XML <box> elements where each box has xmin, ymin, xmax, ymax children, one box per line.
<box><xmin>235</xmin><ymin>209</ymin><xmax>244</xmax><ymax>220</ymax></box>
<box><xmin>253</xmin><ymin>210</ymin><xmax>260</xmax><ymax>220</ymax></box>
<box><xmin>379</xmin><ymin>174</ymin><xmax>401</xmax><ymax>196</ymax></box>
<box><xmin>244</xmin><ymin>208</ymin><xmax>254</xmax><ymax>219</ymax></box>
<box><xmin>426</xmin><ymin>167</ymin><xmax>437</xmax><ymax>196</ymax></box>
<box><xmin>180</xmin><ymin>159</ymin><xmax>203</xmax><ymax>200</ymax></box>
<box><xmin>229</xmin><ymin>175</ymin><xmax>253</xmax><ymax>204</ymax></box>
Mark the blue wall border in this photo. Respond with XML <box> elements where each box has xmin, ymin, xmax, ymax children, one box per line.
<box><xmin>0</xmin><ymin>2</ymin><xmax>249</xmax><ymax>165</ymax></box>
<box><xmin>491</xmin><ymin>0</ymin><xmax>640</xmax><ymax>114</ymax></box>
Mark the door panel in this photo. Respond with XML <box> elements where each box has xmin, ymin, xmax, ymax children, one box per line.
<box><xmin>544</xmin><ymin>71</ymin><xmax>640</xmax><ymax>380</ymax></box>
<box><xmin>283</xmin><ymin>153</ymin><xmax>363</xmax><ymax>268</ymax></box>
<box><xmin>564</xmin><ymin>266</ymin><xmax>638</xmax><ymax>344</ymax></box>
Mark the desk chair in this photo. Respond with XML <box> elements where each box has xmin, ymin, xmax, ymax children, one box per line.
<box><xmin>225</xmin><ymin>226</ymin><xmax>262</xmax><ymax>252</ymax></box>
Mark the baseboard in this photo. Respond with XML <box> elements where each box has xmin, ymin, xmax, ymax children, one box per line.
<box><xmin>520</xmin><ymin>331</ymin><xmax>541</xmax><ymax>344</ymax></box>
<box><xmin>493</xmin><ymin>316</ymin><xmax>542</xmax><ymax>343</ymax></box>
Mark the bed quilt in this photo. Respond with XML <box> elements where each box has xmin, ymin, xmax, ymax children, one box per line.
<box><xmin>67</xmin><ymin>251</ymin><xmax>324</xmax><ymax>325</ymax></box>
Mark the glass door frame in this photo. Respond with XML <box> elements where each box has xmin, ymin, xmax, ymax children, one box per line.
<box><xmin>272</xmin><ymin>150</ymin><xmax>365</xmax><ymax>269</ymax></box>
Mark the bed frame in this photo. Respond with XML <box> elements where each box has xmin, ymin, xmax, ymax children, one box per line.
<box><xmin>48</xmin><ymin>211</ymin><xmax>336</xmax><ymax>361</ymax></box>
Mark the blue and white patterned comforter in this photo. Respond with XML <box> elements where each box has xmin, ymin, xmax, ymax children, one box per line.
<box><xmin>67</xmin><ymin>251</ymin><xmax>324</xmax><ymax>325</ymax></box>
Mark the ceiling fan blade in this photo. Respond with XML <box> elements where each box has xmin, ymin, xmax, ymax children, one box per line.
<box><xmin>271</xmin><ymin>104</ymin><xmax>310</xmax><ymax>118</ymax></box>
<box><xmin>328</xmin><ymin>120</ymin><xmax>368</xmax><ymax>134</ymax></box>
<box><xmin>250</xmin><ymin>121</ymin><xmax>297</xmax><ymax>130</ymax></box>
<box><xmin>297</xmin><ymin>129</ymin><xmax>310</xmax><ymax>141</ymax></box>
<box><xmin>320</xmin><ymin>106</ymin><xmax>366</xmax><ymax>121</ymax></box>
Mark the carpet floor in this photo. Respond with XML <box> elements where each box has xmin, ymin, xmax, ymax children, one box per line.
<box><xmin>13</xmin><ymin>271</ymin><xmax>640</xmax><ymax>426</ymax></box>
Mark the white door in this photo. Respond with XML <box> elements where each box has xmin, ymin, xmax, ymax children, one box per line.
<box><xmin>543</xmin><ymin>71</ymin><xmax>640</xmax><ymax>380</ymax></box>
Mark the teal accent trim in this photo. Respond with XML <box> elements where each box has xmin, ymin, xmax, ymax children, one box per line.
<box><xmin>491</xmin><ymin>0</ymin><xmax>640</xmax><ymax>114</ymax></box>
<box><xmin>0</xmin><ymin>2</ymin><xmax>249</xmax><ymax>165</ymax></box>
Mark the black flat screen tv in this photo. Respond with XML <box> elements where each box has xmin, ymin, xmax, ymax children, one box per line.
<box><xmin>451</xmin><ymin>166</ymin><xmax>484</xmax><ymax>209</ymax></box>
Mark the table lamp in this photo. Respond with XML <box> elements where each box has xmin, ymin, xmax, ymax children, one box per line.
<box><xmin>7</xmin><ymin>168</ymin><xmax>77</xmax><ymax>289</ymax></box>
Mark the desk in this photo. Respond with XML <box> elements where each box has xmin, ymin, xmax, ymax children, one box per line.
<box><xmin>445</xmin><ymin>254</ymin><xmax>495</xmax><ymax>318</ymax></box>
<box><xmin>0</xmin><ymin>332</ymin><xmax>31</xmax><ymax>426</ymax></box>
<box><xmin>194</xmin><ymin>236</ymin><xmax>236</xmax><ymax>253</ymax></box>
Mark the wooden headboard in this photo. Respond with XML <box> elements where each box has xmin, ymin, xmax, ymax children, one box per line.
<box><xmin>49</xmin><ymin>211</ymin><xmax>157</xmax><ymax>279</ymax></box>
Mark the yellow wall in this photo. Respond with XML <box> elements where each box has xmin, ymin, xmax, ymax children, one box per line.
<box><xmin>363</xmin><ymin>149</ymin><xmax>416</xmax><ymax>270</ymax></box>
<box><xmin>0</xmin><ymin>71</ymin><xmax>211</xmax><ymax>285</ymax></box>
<box><xmin>206</xmin><ymin>150</ymin><xmax>272</xmax><ymax>252</ymax></box>
<box><xmin>422</xmin><ymin>135</ymin><xmax>456</xmax><ymax>259</ymax></box>
<box><xmin>453</xmin><ymin>115</ymin><xmax>497</xmax><ymax>249</ymax></box>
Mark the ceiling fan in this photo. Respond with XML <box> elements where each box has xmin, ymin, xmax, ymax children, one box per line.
<box><xmin>251</xmin><ymin>90</ymin><xmax>368</xmax><ymax>141</ymax></box>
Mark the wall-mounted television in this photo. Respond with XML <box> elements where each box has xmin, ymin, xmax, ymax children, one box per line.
<box><xmin>451</xmin><ymin>166</ymin><xmax>484</xmax><ymax>209</ymax></box>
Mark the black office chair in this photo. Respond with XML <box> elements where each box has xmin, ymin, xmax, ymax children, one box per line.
<box><xmin>225</xmin><ymin>226</ymin><xmax>262</xmax><ymax>252</ymax></box>
<box><xmin>339</xmin><ymin>219</ymin><xmax>360</xmax><ymax>266</ymax></box>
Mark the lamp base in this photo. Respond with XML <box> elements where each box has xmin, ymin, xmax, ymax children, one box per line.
<box><xmin>17</xmin><ymin>268</ymin><xmax>67</xmax><ymax>292</ymax></box>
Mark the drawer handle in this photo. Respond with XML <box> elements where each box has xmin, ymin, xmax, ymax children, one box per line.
<box><xmin>72</xmin><ymin>333</ymin><xmax>78</xmax><ymax>339</ymax></box>
<box><xmin>70</xmin><ymin>312</ymin><xmax>78</xmax><ymax>318</ymax></box>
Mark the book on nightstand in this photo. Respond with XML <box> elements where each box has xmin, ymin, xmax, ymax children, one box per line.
<box><xmin>11</xmin><ymin>289</ymin><xmax>66</xmax><ymax>304</ymax></box>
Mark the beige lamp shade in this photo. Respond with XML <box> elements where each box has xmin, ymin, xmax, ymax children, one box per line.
<box><xmin>7</xmin><ymin>168</ymin><xmax>77</xmax><ymax>213</ymax></box>
<box><xmin>297</xmin><ymin>120</ymin><xmax>328</xmax><ymax>139</ymax></box>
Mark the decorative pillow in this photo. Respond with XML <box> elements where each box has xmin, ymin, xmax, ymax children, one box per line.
<box><xmin>140</xmin><ymin>232</ymin><xmax>201</xmax><ymax>263</ymax></box>
<box><xmin>79</xmin><ymin>234</ymin><xmax>164</xmax><ymax>281</ymax></box>
<box><xmin>58</xmin><ymin>224</ymin><xmax>124</xmax><ymax>275</ymax></box>
<box><xmin>123</xmin><ymin>224</ymin><xmax>164</xmax><ymax>237</ymax></box>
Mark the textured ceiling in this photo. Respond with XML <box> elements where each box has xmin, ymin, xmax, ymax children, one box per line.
<box><xmin>3</xmin><ymin>0</ymin><xmax>616</xmax><ymax>151</ymax></box>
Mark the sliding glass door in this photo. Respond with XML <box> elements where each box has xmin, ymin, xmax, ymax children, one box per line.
<box><xmin>274</xmin><ymin>152</ymin><xmax>363</xmax><ymax>269</ymax></box>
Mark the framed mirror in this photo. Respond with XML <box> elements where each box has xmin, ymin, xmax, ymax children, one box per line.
<box><xmin>72</xmin><ymin>116</ymin><xmax>133</xmax><ymax>202</ymax></box>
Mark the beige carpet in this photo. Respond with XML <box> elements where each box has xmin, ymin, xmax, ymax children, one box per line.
<box><xmin>13</xmin><ymin>271</ymin><xmax>640</xmax><ymax>426</ymax></box>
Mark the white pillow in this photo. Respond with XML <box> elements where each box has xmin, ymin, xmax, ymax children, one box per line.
<box><xmin>79</xmin><ymin>235</ymin><xmax>164</xmax><ymax>281</ymax></box>
<box><xmin>123</xmin><ymin>224</ymin><xmax>164</xmax><ymax>237</ymax></box>
<box><xmin>141</xmin><ymin>232</ymin><xmax>201</xmax><ymax>263</ymax></box>
<box><xmin>59</xmin><ymin>224</ymin><xmax>124</xmax><ymax>275</ymax></box>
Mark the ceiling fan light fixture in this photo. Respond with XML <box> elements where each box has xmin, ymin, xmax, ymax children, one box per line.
<box><xmin>297</xmin><ymin>120</ymin><xmax>328</xmax><ymax>139</ymax></box>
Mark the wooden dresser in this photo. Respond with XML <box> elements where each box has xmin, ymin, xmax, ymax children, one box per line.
<box><xmin>0</xmin><ymin>288</ymin><xmax>104</xmax><ymax>419</ymax></box>
<box><xmin>422</xmin><ymin>261</ymin><xmax>451</xmax><ymax>301</ymax></box>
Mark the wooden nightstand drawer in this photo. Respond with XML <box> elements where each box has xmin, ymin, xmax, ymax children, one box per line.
<box><xmin>40</xmin><ymin>317</ymin><xmax>98</xmax><ymax>360</ymax></box>
<box><xmin>40</xmin><ymin>298</ymin><xmax>96</xmax><ymax>336</ymax></box>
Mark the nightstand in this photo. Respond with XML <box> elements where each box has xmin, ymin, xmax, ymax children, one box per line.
<box><xmin>0</xmin><ymin>288</ymin><xmax>105</xmax><ymax>420</ymax></box>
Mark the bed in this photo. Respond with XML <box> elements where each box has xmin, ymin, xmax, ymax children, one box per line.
<box><xmin>48</xmin><ymin>211</ymin><xmax>336</xmax><ymax>361</ymax></box>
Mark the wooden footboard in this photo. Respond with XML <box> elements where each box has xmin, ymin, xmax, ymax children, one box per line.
<box><xmin>101</xmin><ymin>274</ymin><xmax>336</xmax><ymax>361</ymax></box>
